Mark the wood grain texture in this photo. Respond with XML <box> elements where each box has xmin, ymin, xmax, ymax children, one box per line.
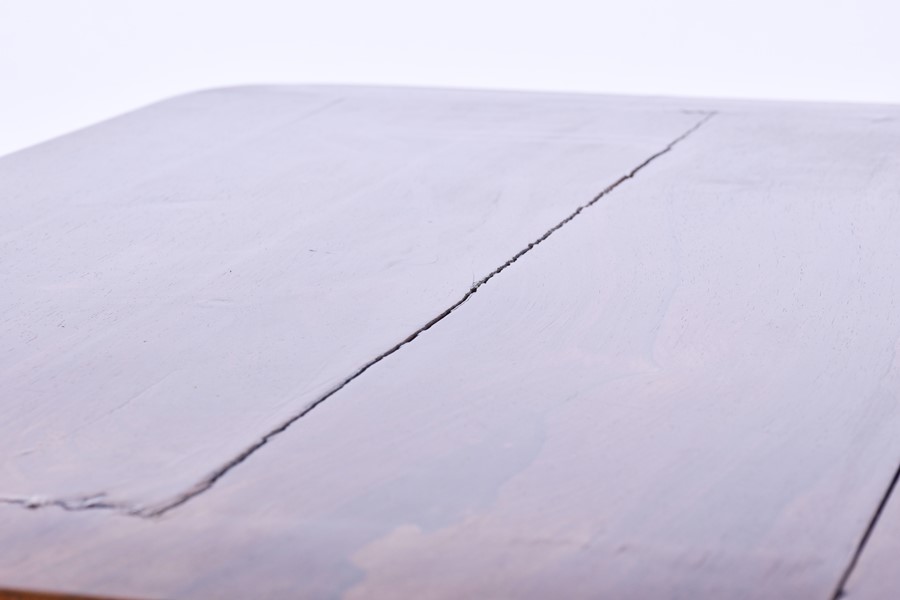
<box><xmin>2</xmin><ymin>88</ymin><xmax>900</xmax><ymax>600</ymax></box>
<box><xmin>121</xmin><ymin>102</ymin><xmax>900</xmax><ymax>599</ymax></box>
<box><xmin>0</xmin><ymin>86</ymin><xmax>701</xmax><ymax>511</ymax></box>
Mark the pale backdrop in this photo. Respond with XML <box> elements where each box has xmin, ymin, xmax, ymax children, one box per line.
<box><xmin>1</xmin><ymin>0</ymin><xmax>898</xmax><ymax>156</ymax></box>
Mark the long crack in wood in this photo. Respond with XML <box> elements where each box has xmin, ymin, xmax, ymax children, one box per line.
<box><xmin>0</xmin><ymin>110</ymin><xmax>716</xmax><ymax>519</ymax></box>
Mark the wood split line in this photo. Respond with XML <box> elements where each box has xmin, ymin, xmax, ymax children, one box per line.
<box><xmin>2</xmin><ymin>110</ymin><xmax>716</xmax><ymax>520</ymax></box>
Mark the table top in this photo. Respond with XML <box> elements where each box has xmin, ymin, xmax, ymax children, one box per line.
<box><xmin>2</xmin><ymin>85</ymin><xmax>900</xmax><ymax>599</ymax></box>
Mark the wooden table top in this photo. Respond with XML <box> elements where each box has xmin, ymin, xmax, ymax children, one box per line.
<box><xmin>2</xmin><ymin>86</ymin><xmax>899</xmax><ymax>599</ymax></box>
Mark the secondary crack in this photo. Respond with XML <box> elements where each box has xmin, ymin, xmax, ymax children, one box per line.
<box><xmin>0</xmin><ymin>493</ymin><xmax>130</xmax><ymax>512</ymax></box>
<box><xmin>829</xmin><ymin>459</ymin><xmax>900</xmax><ymax>599</ymax></box>
<box><xmin>0</xmin><ymin>110</ymin><xmax>715</xmax><ymax>519</ymax></box>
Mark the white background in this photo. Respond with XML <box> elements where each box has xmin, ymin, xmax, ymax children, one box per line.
<box><xmin>1</xmin><ymin>0</ymin><xmax>898</xmax><ymax>157</ymax></box>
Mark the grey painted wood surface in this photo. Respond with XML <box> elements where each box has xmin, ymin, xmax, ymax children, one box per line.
<box><xmin>2</xmin><ymin>87</ymin><xmax>900</xmax><ymax>599</ymax></box>
<box><xmin>0</xmin><ymin>86</ymin><xmax>701</xmax><ymax>512</ymax></box>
